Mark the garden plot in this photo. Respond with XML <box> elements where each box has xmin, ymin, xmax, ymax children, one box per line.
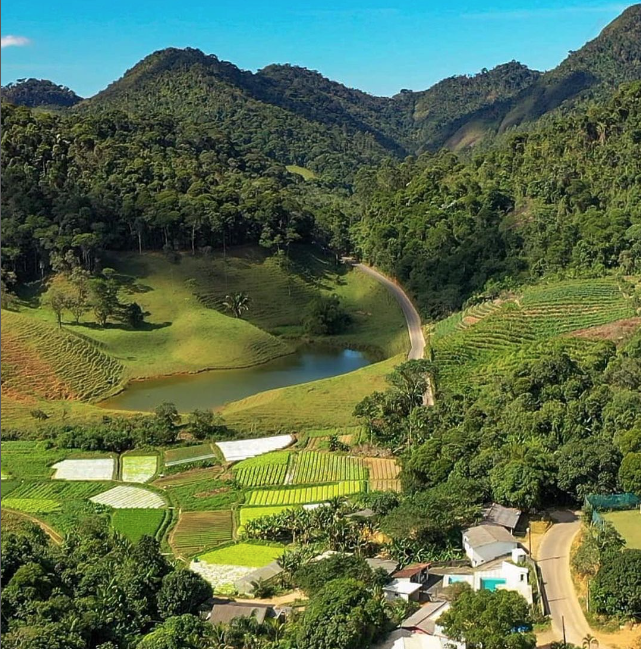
<box><xmin>52</xmin><ymin>458</ymin><xmax>115</xmax><ymax>481</ymax></box>
<box><xmin>90</xmin><ymin>485</ymin><xmax>165</xmax><ymax>509</ymax></box>
<box><xmin>246</xmin><ymin>480</ymin><xmax>366</xmax><ymax>506</ymax></box>
<box><xmin>171</xmin><ymin>510</ymin><xmax>233</xmax><ymax>557</ymax></box>
<box><xmin>164</xmin><ymin>443</ymin><xmax>217</xmax><ymax>467</ymax></box>
<box><xmin>122</xmin><ymin>455</ymin><xmax>157</xmax><ymax>483</ymax></box>
<box><xmin>363</xmin><ymin>458</ymin><xmax>401</xmax><ymax>492</ymax></box>
<box><xmin>216</xmin><ymin>434</ymin><xmax>293</xmax><ymax>462</ymax></box>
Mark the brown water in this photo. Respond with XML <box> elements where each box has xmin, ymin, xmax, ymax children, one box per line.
<box><xmin>101</xmin><ymin>345</ymin><xmax>373</xmax><ymax>412</ymax></box>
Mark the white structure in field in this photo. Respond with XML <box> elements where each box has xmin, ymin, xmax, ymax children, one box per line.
<box><xmin>462</xmin><ymin>523</ymin><xmax>519</xmax><ymax>567</ymax></box>
<box><xmin>90</xmin><ymin>485</ymin><xmax>166</xmax><ymax>509</ymax></box>
<box><xmin>216</xmin><ymin>434</ymin><xmax>294</xmax><ymax>462</ymax></box>
<box><xmin>52</xmin><ymin>458</ymin><xmax>115</xmax><ymax>481</ymax></box>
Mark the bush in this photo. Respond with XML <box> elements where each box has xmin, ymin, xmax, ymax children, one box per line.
<box><xmin>592</xmin><ymin>550</ymin><xmax>641</xmax><ymax>617</ymax></box>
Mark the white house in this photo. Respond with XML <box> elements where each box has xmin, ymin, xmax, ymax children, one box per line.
<box><xmin>383</xmin><ymin>563</ymin><xmax>430</xmax><ymax>602</ymax></box>
<box><xmin>439</xmin><ymin>552</ymin><xmax>533</xmax><ymax>604</ymax></box>
<box><xmin>462</xmin><ymin>524</ymin><xmax>519</xmax><ymax>567</ymax></box>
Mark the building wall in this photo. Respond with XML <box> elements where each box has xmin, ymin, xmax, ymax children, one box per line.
<box><xmin>464</xmin><ymin>540</ymin><xmax>518</xmax><ymax>566</ymax></box>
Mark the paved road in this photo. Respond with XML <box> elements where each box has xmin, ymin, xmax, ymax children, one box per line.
<box><xmin>538</xmin><ymin>511</ymin><xmax>605</xmax><ymax>648</ymax></box>
<box><xmin>352</xmin><ymin>262</ymin><xmax>426</xmax><ymax>361</ymax></box>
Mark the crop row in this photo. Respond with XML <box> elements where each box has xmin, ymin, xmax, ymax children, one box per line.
<box><xmin>171</xmin><ymin>510</ymin><xmax>233</xmax><ymax>557</ymax></box>
<box><xmin>10</xmin><ymin>481</ymin><xmax>106</xmax><ymax>501</ymax></box>
<box><xmin>290</xmin><ymin>452</ymin><xmax>367</xmax><ymax>484</ymax></box>
<box><xmin>246</xmin><ymin>480</ymin><xmax>366</xmax><ymax>506</ymax></box>
<box><xmin>234</xmin><ymin>463</ymin><xmax>288</xmax><ymax>487</ymax></box>
<box><xmin>2</xmin><ymin>498</ymin><xmax>61</xmax><ymax>513</ymax></box>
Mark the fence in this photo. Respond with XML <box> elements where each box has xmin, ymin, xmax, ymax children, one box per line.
<box><xmin>585</xmin><ymin>492</ymin><xmax>640</xmax><ymax>527</ymax></box>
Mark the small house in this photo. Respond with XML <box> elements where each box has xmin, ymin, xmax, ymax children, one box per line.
<box><xmin>233</xmin><ymin>560</ymin><xmax>284</xmax><ymax>595</ymax></box>
<box><xmin>383</xmin><ymin>563</ymin><xmax>430</xmax><ymax>602</ymax></box>
<box><xmin>208</xmin><ymin>601</ymin><xmax>291</xmax><ymax>626</ymax></box>
<box><xmin>462</xmin><ymin>524</ymin><xmax>519</xmax><ymax>567</ymax></box>
<box><xmin>482</xmin><ymin>503</ymin><xmax>522</xmax><ymax>533</ymax></box>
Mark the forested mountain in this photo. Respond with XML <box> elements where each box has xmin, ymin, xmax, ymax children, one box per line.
<box><xmin>1</xmin><ymin>79</ymin><xmax>83</xmax><ymax>108</ymax></box>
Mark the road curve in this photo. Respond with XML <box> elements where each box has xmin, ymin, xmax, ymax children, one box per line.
<box><xmin>538</xmin><ymin>511</ymin><xmax>606</xmax><ymax>648</ymax></box>
<box><xmin>352</xmin><ymin>262</ymin><xmax>426</xmax><ymax>361</ymax></box>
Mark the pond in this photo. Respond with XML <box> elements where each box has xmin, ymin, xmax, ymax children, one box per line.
<box><xmin>100</xmin><ymin>345</ymin><xmax>373</xmax><ymax>412</ymax></box>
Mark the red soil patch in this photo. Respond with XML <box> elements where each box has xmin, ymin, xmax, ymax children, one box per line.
<box><xmin>569</xmin><ymin>317</ymin><xmax>641</xmax><ymax>343</ymax></box>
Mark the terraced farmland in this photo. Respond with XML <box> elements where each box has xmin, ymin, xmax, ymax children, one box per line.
<box><xmin>232</xmin><ymin>452</ymin><xmax>290</xmax><ymax>487</ymax></box>
<box><xmin>290</xmin><ymin>452</ymin><xmax>367</xmax><ymax>484</ymax></box>
<box><xmin>122</xmin><ymin>455</ymin><xmax>157</xmax><ymax>483</ymax></box>
<box><xmin>171</xmin><ymin>510</ymin><xmax>234</xmax><ymax>557</ymax></box>
<box><xmin>8</xmin><ymin>481</ymin><xmax>106</xmax><ymax>501</ymax></box>
<box><xmin>111</xmin><ymin>509</ymin><xmax>166</xmax><ymax>543</ymax></box>
<box><xmin>2</xmin><ymin>498</ymin><xmax>61</xmax><ymax>513</ymax></box>
<box><xmin>432</xmin><ymin>279</ymin><xmax>636</xmax><ymax>387</ymax></box>
<box><xmin>153</xmin><ymin>466</ymin><xmax>224</xmax><ymax>487</ymax></box>
<box><xmin>363</xmin><ymin>458</ymin><xmax>401</xmax><ymax>491</ymax></box>
<box><xmin>1</xmin><ymin>310</ymin><xmax>123</xmax><ymax>402</ymax></box>
<box><xmin>198</xmin><ymin>542</ymin><xmax>284</xmax><ymax>568</ymax></box>
<box><xmin>90</xmin><ymin>486</ymin><xmax>166</xmax><ymax>509</ymax></box>
<box><xmin>246</xmin><ymin>480</ymin><xmax>366</xmax><ymax>506</ymax></box>
<box><xmin>239</xmin><ymin>506</ymin><xmax>293</xmax><ymax>527</ymax></box>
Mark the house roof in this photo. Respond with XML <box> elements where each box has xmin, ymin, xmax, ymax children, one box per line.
<box><xmin>463</xmin><ymin>524</ymin><xmax>517</xmax><ymax>548</ymax></box>
<box><xmin>384</xmin><ymin>579</ymin><xmax>423</xmax><ymax>595</ymax></box>
<box><xmin>401</xmin><ymin>601</ymin><xmax>449</xmax><ymax>633</ymax></box>
<box><xmin>482</xmin><ymin>503</ymin><xmax>522</xmax><ymax>530</ymax></box>
<box><xmin>366</xmin><ymin>557</ymin><xmax>398</xmax><ymax>575</ymax></box>
<box><xmin>209</xmin><ymin>603</ymin><xmax>271</xmax><ymax>625</ymax></box>
<box><xmin>348</xmin><ymin>508</ymin><xmax>376</xmax><ymax>519</ymax></box>
<box><xmin>233</xmin><ymin>560</ymin><xmax>283</xmax><ymax>594</ymax></box>
<box><xmin>393</xmin><ymin>563</ymin><xmax>430</xmax><ymax>579</ymax></box>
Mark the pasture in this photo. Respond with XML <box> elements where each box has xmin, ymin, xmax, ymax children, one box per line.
<box><xmin>603</xmin><ymin>509</ymin><xmax>641</xmax><ymax>549</ymax></box>
<box><xmin>121</xmin><ymin>455</ymin><xmax>157</xmax><ymax>483</ymax></box>
<box><xmin>198</xmin><ymin>542</ymin><xmax>284</xmax><ymax>568</ymax></box>
<box><xmin>246</xmin><ymin>480</ymin><xmax>366</xmax><ymax>506</ymax></box>
<box><xmin>90</xmin><ymin>485</ymin><xmax>166</xmax><ymax>509</ymax></box>
<box><xmin>0</xmin><ymin>441</ymin><xmax>68</xmax><ymax>479</ymax></box>
<box><xmin>170</xmin><ymin>510</ymin><xmax>234</xmax><ymax>557</ymax></box>
<box><xmin>111</xmin><ymin>509</ymin><xmax>166</xmax><ymax>543</ymax></box>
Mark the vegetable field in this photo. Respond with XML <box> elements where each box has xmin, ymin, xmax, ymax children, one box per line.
<box><xmin>153</xmin><ymin>466</ymin><xmax>224</xmax><ymax>487</ymax></box>
<box><xmin>122</xmin><ymin>455</ymin><xmax>157</xmax><ymax>483</ymax></box>
<box><xmin>291</xmin><ymin>452</ymin><xmax>367</xmax><ymax>484</ymax></box>
<box><xmin>198</xmin><ymin>542</ymin><xmax>284</xmax><ymax>567</ymax></box>
<box><xmin>2</xmin><ymin>498</ymin><xmax>61</xmax><ymax>513</ymax></box>
<box><xmin>239</xmin><ymin>506</ymin><xmax>293</xmax><ymax>526</ymax></box>
<box><xmin>232</xmin><ymin>452</ymin><xmax>290</xmax><ymax>487</ymax></box>
<box><xmin>171</xmin><ymin>510</ymin><xmax>234</xmax><ymax>557</ymax></box>
<box><xmin>90</xmin><ymin>486</ymin><xmax>166</xmax><ymax>509</ymax></box>
<box><xmin>0</xmin><ymin>441</ymin><xmax>68</xmax><ymax>479</ymax></box>
<box><xmin>246</xmin><ymin>480</ymin><xmax>366</xmax><ymax>506</ymax></box>
<box><xmin>7</xmin><ymin>481</ymin><xmax>106</xmax><ymax>501</ymax></box>
<box><xmin>111</xmin><ymin>509</ymin><xmax>166</xmax><ymax>542</ymax></box>
<box><xmin>363</xmin><ymin>458</ymin><xmax>401</xmax><ymax>491</ymax></box>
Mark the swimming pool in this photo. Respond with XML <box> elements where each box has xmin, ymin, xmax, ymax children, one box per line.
<box><xmin>480</xmin><ymin>578</ymin><xmax>506</xmax><ymax>591</ymax></box>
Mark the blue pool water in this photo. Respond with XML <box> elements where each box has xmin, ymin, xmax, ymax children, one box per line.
<box><xmin>481</xmin><ymin>578</ymin><xmax>506</xmax><ymax>591</ymax></box>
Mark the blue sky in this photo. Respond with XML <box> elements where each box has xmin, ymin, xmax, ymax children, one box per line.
<box><xmin>1</xmin><ymin>1</ymin><xmax>635</xmax><ymax>98</ymax></box>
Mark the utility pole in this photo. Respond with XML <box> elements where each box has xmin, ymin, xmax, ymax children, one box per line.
<box><xmin>562</xmin><ymin>615</ymin><xmax>567</xmax><ymax>645</ymax></box>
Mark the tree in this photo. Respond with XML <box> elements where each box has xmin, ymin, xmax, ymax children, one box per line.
<box><xmin>618</xmin><ymin>452</ymin><xmax>641</xmax><ymax>495</ymax></box>
<box><xmin>117</xmin><ymin>301</ymin><xmax>145</xmax><ymax>329</ymax></box>
<box><xmin>439</xmin><ymin>586</ymin><xmax>536</xmax><ymax>649</ymax></box>
<box><xmin>188</xmin><ymin>409</ymin><xmax>224</xmax><ymax>440</ymax></box>
<box><xmin>293</xmin><ymin>554</ymin><xmax>378</xmax><ymax>597</ymax></box>
<box><xmin>91</xmin><ymin>275</ymin><xmax>120</xmax><ymax>327</ymax></box>
<box><xmin>297</xmin><ymin>578</ymin><xmax>388</xmax><ymax>649</ymax></box>
<box><xmin>591</xmin><ymin>549</ymin><xmax>641</xmax><ymax>617</ymax></box>
<box><xmin>67</xmin><ymin>267</ymin><xmax>90</xmax><ymax>324</ymax></box>
<box><xmin>136</xmin><ymin>615</ymin><xmax>213</xmax><ymax>649</ymax></box>
<box><xmin>222</xmin><ymin>292</ymin><xmax>250</xmax><ymax>318</ymax></box>
<box><xmin>304</xmin><ymin>294</ymin><xmax>352</xmax><ymax>335</ymax></box>
<box><xmin>156</xmin><ymin>571</ymin><xmax>212</xmax><ymax>619</ymax></box>
<box><xmin>154</xmin><ymin>402</ymin><xmax>181</xmax><ymax>429</ymax></box>
<box><xmin>46</xmin><ymin>287</ymin><xmax>67</xmax><ymax>328</ymax></box>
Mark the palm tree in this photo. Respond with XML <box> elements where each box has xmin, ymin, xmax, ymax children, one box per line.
<box><xmin>582</xmin><ymin>634</ymin><xmax>599</xmax><ymax>649</ymax></box>
<box><xmin>223</xmin><ymin>291</ymin><xmax>250</xmax><ymax>318</ymax></box>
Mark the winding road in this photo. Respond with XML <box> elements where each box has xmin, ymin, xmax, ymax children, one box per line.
<box><xmin>351</xmin><ymin>262</ymin><xmax>434</xmax><ymax>405</ymax></box>
<box><xmin>537</xmin><ymin>511</ymin><xmax>607</xmax><ymax>648</ymax></box>
<box><xmin>352</xmin><ymin>262</ymin><xmax>426</xmax><ymax>360</ymax></box>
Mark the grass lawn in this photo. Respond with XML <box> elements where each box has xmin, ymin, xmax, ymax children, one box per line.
<box><xmin>221</xmin><ymin>355</ymin><xmax>401</xmax><ymax>431</ymax></box>
<box><xmin>286</xmin><ymin>165</ymin><xmax>317</xmax><ymax>180</ymax></box>
<box><xmin>198</xmin><ymin>542</ymin><xmax>284</xmax><ymax>567</ymax></box>
<box><xmin>603</xmin><ymin>510</ymin><xmax>641</xmax><ymax>549</ymax></box>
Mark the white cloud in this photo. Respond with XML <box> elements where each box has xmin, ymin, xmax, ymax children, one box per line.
<box><xmin>1</xmin><ymin>35</ymin><xmax>31</xmax><ymax>49</ymax></box>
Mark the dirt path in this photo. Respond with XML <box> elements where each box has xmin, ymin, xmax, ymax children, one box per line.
<box><xmin>537</xmin><ymin>511</ymin><xmax>609</xmax><ymax>648</ymax></box>
<box><xmin>4</xmin><ymin>508</ymin><xmax>63</xmax><ymax>544</ymax></box>
<box><xmin>350</xmin><ymin>262</ymin><xmax>434</xmax><ymax>405</ymax></box>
